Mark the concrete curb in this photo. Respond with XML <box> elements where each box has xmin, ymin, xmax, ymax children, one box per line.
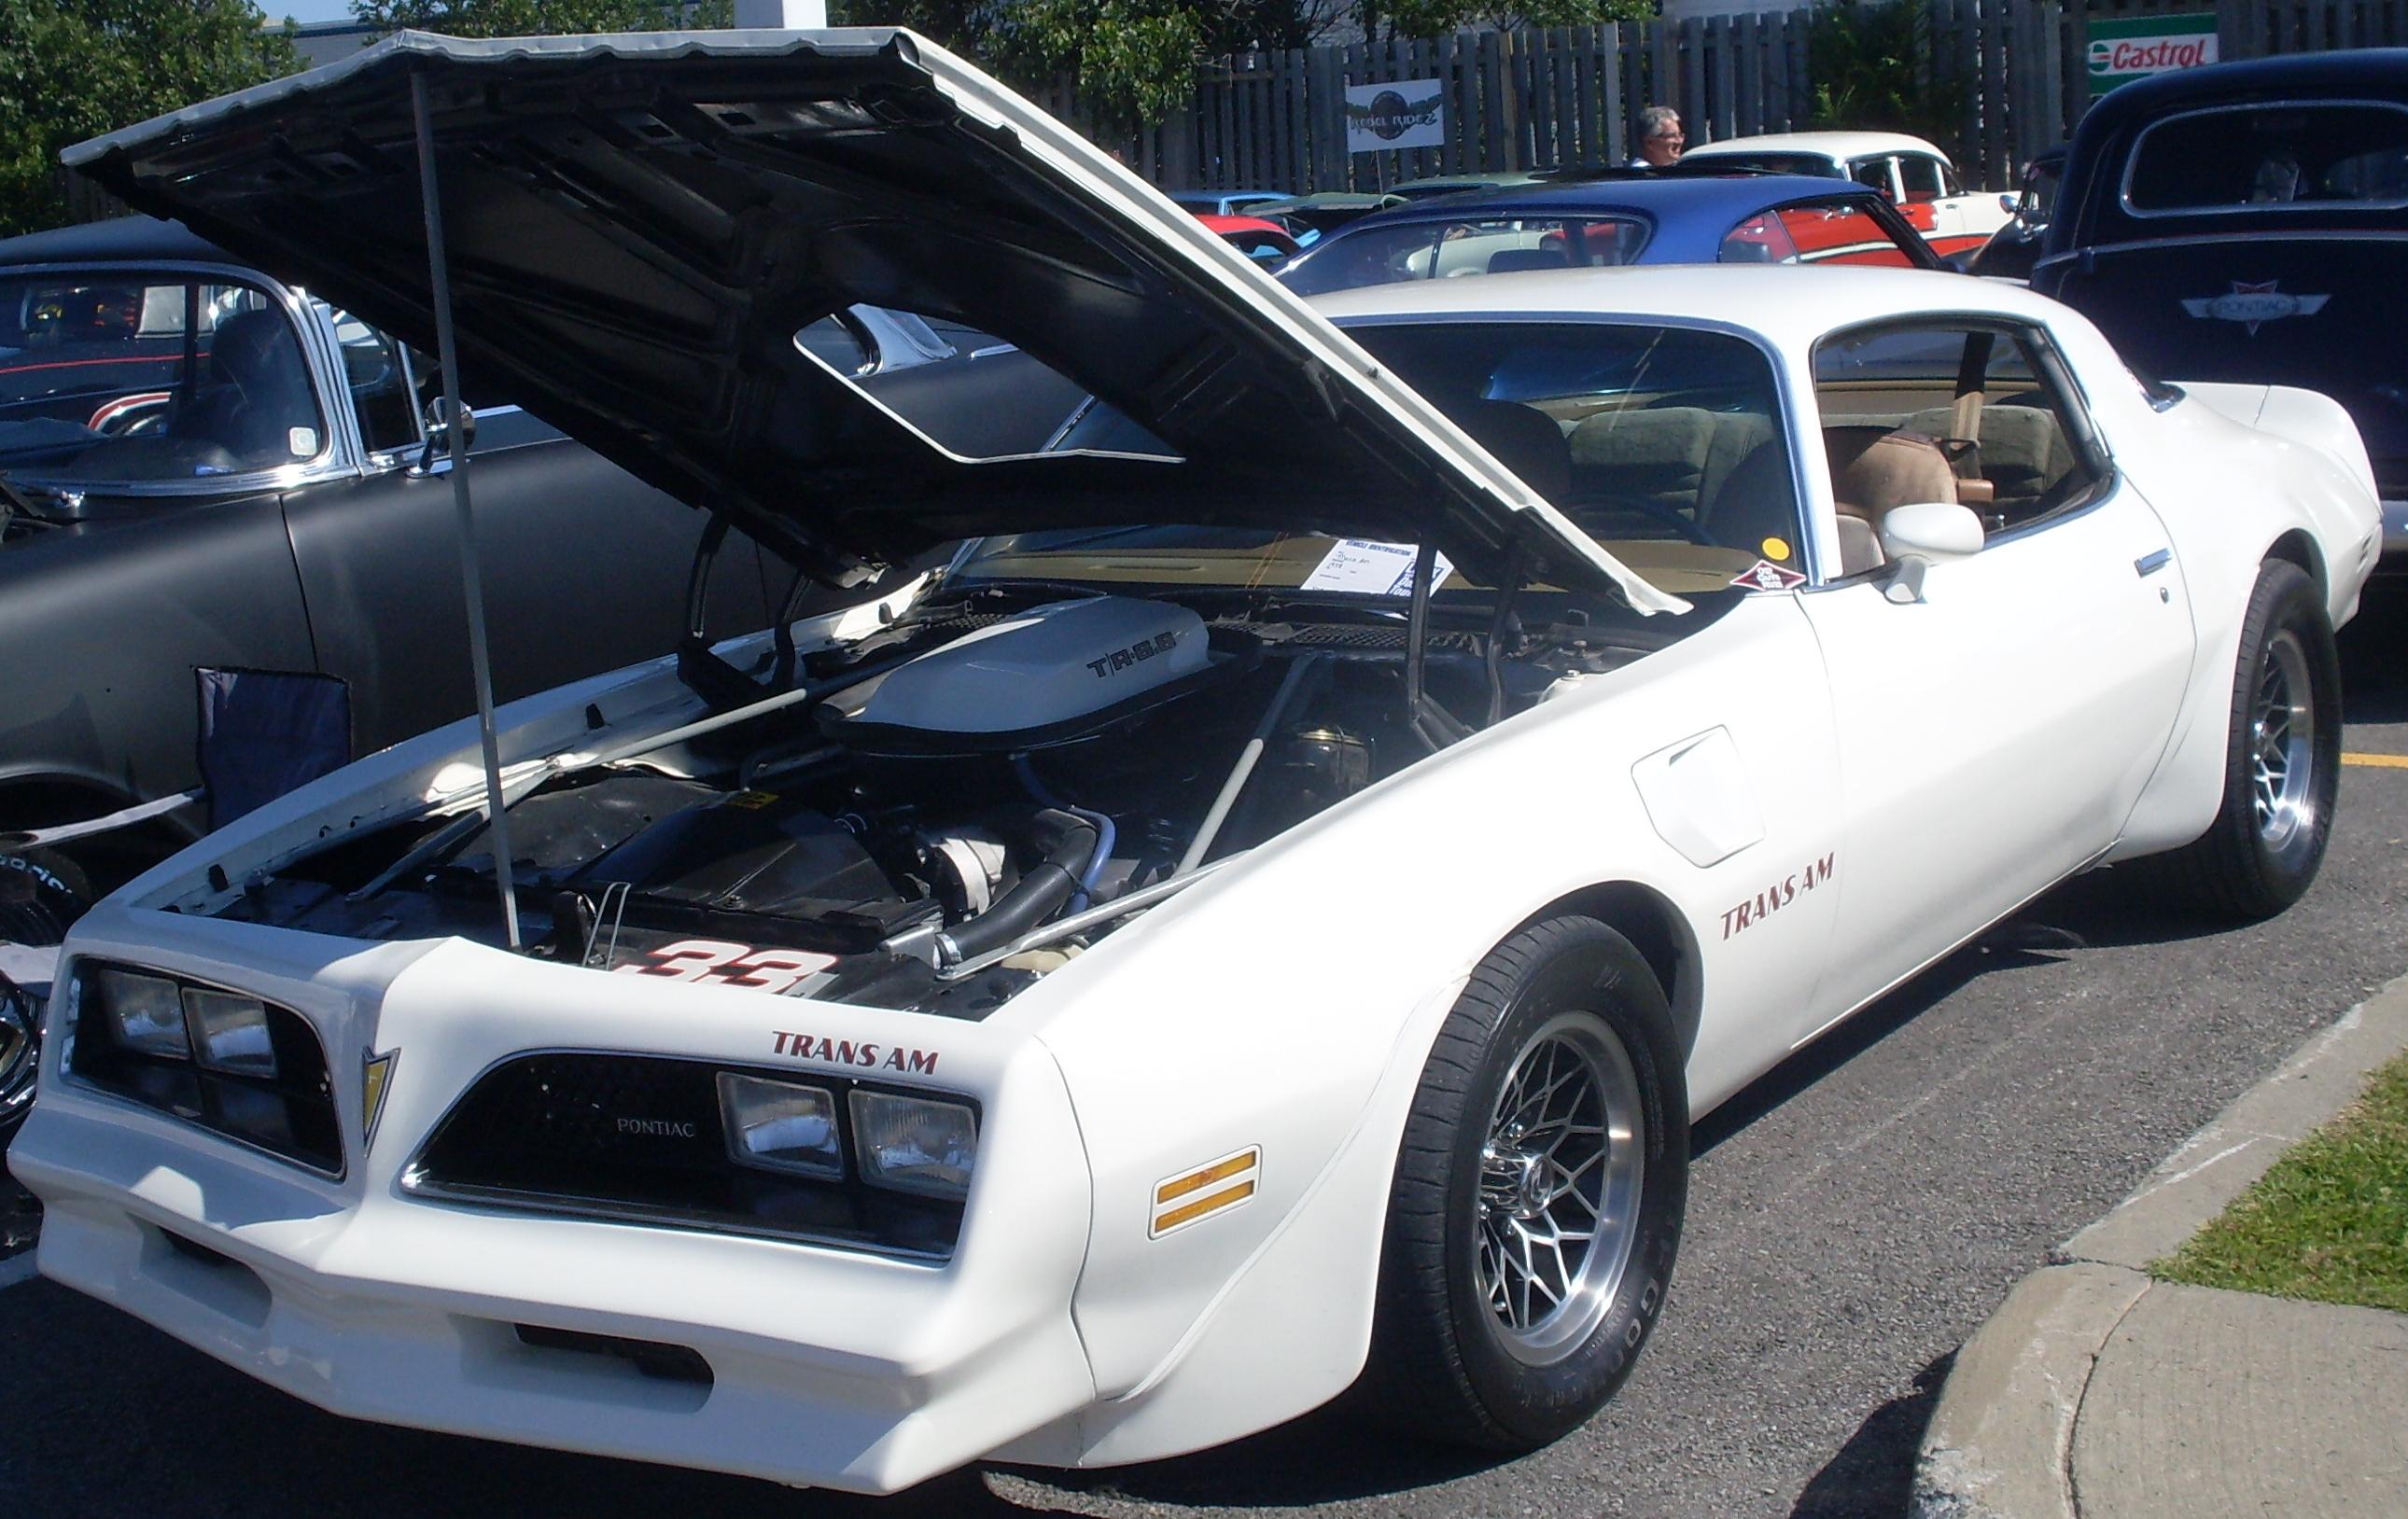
<box><xmin>1911</xmin><ymin>974</ymin><xmax>2408</xmax><ymax>1518</ymax></box>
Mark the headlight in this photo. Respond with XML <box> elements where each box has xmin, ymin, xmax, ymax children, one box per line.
<box><xmin>848</xmin><ymin>1090</ymin><xmax>977</xmax><ymax>1200</ymax></box>
<box><xmin>95</xmin><ymin>968</ymin><xmax>188</xmax><ymax>1059</ymax></box>
<box><xmin>184</xmin><ymin>986</ymin><xmax>276</xmax><ymax>1078</ymax></box>
<box><xmin>717</xmin><ymin>1071</ymin><xmax>842</xmax><ymax>1178</ymax></box>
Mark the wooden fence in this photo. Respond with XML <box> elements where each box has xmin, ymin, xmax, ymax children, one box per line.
<box><xmin>1038</xmin><ymin>0</ymin><xmax>2408</xmax><ymax>200</ymax></box>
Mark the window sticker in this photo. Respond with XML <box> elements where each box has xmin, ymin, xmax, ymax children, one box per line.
<box><xmin>1730</xmin><ymin>559</ymin><xmax>1807</xmax><ymax>592</ymax></box>
<box><xmin>1301</xmin><ymin>538</ymin><xmax>1456</xmax><ymax>596</ymax></box>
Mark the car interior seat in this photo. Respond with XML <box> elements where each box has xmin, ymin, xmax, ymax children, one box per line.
<box><xmin>175</xmin><ymin>310</ymin><xmax>317</xmax><ymax>468</ymax></box>
<box><xmin>1453</xmin><ymin>398</ymin><xmax>1573</xmax><ymax>503</ymax></box>
<box><xmin>1570</xmin><ymin>407</ymin><xmax>1771</xmax><ymax>533</ymax></box>
<box><xmin>1831</xmin><ymin>430</ymin><xmax>1957</xmax><ymax>575</ymax></box>
<box><xmin>1487</xmin><ymin>247</ymin><xmax>1573</xmax><ymax>274</ymax></box>
<box><xmin>1702</xmin><ymin>439</ymin><xmax>1799</xmax><ymax>553</ymax></box>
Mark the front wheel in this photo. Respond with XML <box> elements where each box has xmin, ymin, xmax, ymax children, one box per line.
<box><xmin>2149</xmin><ymin>559</ymin><xmax>2340</xmax><ymax>920</ymax></box>
<box><xmin>1364</xmin><ymin>916</ymin><xmax>1687</xmax><ymax>1450</ymax></box>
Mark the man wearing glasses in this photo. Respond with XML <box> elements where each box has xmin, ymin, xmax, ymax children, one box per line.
<box><xmin>1631</xmin><ymin>105</ymin><xmax>1685</xmax><ymax>169</ymax></box>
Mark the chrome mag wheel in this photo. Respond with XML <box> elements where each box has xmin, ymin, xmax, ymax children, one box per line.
<box><xmin>2252</xmin><ymin>627</ymin><xmax>2317</xmax><ymax>855</ymax></box>
<box><xmin>1475</xmin><ymin>1011</ymin><xmax>1645</xmax><ymax>1365</ymax></box>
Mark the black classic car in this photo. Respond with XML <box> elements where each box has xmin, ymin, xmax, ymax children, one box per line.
<box><xmin>2032</xmin><ymin>49</ymin><xmax>2408</xmax><ymax>552</ymax></box>
<box><xmin>0</xmin><ymin>216</ymin><xmax>1081</xmax><ymax>927</ymax></box>
<box><xmin>1964</xmin><ymin>144</ymin><xmax>2064</xmax><ymax>280</ymax></box>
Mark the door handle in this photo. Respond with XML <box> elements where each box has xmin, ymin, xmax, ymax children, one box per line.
<box><xmin>2135</xmin><ymin>549</ymin><xmax>2172</xmax><ymax>578</ymax></box>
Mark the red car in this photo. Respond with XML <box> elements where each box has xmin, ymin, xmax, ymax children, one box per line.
<box><xmin>1196</xmin><ymin>213</ymin><xmax>1303</xmax><ymax>268</ymax></box>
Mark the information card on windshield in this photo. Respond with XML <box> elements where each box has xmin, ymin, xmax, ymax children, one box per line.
<box><xmin>1300</xmin><ymin>538</ymin><xmax>1456</xmax><ymax>595</ymax></box>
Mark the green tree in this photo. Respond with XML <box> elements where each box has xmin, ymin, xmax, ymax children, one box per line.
<box><xmin>1803</xmin><ymin>0</ymin><xmax>1965</xmax><ymax>146</ymax></box>
<box><xmin>350</xmin><ymin>0</ymin><xmax>732</xmax><ymax>33</ymax></box>
<box><xmin>0</xmin><ymin>0</ymin><xmax>298</xmax><ymax>236</ymax></box>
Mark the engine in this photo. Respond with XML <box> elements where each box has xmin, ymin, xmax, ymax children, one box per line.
<box><xmin>823</xmin><ymin>595</ymin><xmax>1211</xmax><ymax>751</ymax></box>
<box><xmin>217</xmin><ymin>588</ymin><xmax>1667</xmax><ymax>1016</ymax></box>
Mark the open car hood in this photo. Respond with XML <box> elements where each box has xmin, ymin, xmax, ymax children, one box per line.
<box><xmin>66</xmin><ymin>28</ymin><xmax>1675</xmax><ymax>610</ymax></box>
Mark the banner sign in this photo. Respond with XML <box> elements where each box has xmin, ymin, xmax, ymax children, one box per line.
<box><xmin>1346</xmin><ymin>79</ymin><xmax>1446</xmax><ymax>153</ymax></box>
<box><xmin>2088</xmin><ymin>14</ymin><xmax>2219</xmax><ymax>96</ymax></box>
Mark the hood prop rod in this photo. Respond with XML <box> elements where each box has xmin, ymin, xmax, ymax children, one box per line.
<box><xmin>1403</xmin><ymin>537</ymin><xmax>1470</xmax><ymax>750</ymax></box>
<box><xmin>413</xmin><ymin>70</ymin><xmax>520</xmax><ymax>951</ymax></box>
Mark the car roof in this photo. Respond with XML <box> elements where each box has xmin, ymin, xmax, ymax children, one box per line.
<box><xmin>2079</xmin><ymin>46</ymin><xmax>2408</xmax><ymax>135</ymax></box>
<box><xmin>0</xmin><ymin>215</ymin><xmax>230</xmax><ymax>269</ymax></box>
<box><xmin>1306</xmin><ymin>261</ymin><xmax>2065</xmax><ymax>350</ymax></box>
<box><xmin>1334</xmin><ymin>171</ymin><xmax>1882</xmax><ymax>227</ymax></box>
<box><xmin>1686</xmin><ymin>130</ymin><xmax>1950</xmax><ymax>163</ymax></box>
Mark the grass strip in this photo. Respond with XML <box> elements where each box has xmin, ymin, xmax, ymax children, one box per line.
<box><xmin>2153</xmin><ymin>1049</ymin><xmax>2408</xmax><ymax>1313</ymax></box>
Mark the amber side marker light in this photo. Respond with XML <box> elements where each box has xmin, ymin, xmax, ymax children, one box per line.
<box><xmin>1150</xmin><ymin>1147</ymin><xmax>1261</xmax><ymax>1237</ymax></box>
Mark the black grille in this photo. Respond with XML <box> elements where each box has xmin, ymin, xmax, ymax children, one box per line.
<box><xmin>67</xmin><ymin>962</ymin><xmax>341</xmax><ymax>1177</ymax></box>
<box><xmin>1276</xmin><ymin>623</ymin><xmax>1486</xmax><ymax>653</ymax></box>
<box><xmin>409</xmin><ymin>1052</ymin><xmax>966</xmax><ymax>1260</ymax></box>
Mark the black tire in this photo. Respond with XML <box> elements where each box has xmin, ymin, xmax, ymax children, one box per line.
<box><xmin>1364</xmin><ymin>915</ymin><xmax>1687</xmax><ymax>1450</ymax></box>
<box><xmin>0</xmin><ymin>847</ymin><xmax>91</xmax><ymax>945</ymax></box>
<box><xmin>2149</xmin><ymin>560</ymin><xmax>2340</xmax><ymax>921</ymax></box>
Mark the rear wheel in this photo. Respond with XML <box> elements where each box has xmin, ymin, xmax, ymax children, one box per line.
<box><xmin>1365</xmin><ymin>916</ymin><xmax>1687</xmax><ymax>1449</ymax></box>
<box><xmin>2150</xmin><ymin>559</ymin><xmax>2339</xmax><ymax>920</ymax></box>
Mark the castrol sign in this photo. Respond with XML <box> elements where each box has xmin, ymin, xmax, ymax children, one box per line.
<box><xmin>2089</xmin><ymin>15</ymin><xmax>2219</xmax><ymax>96</ymax></box>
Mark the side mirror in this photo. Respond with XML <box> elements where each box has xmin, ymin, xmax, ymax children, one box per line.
<box><xmin>1876</xmin><ymin>501</ymin><xmax>1984</xmax><ymax>603</ymax></box>
<box><xmin>412</xmin><ymin>396</ymin><xmax>476</xmax><ymax>476</ymax></box>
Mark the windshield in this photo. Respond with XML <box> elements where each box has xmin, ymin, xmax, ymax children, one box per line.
<box><xmin>959</xmin><ymin>319</ymin><xmax>1797</xmax><ymax>598</ymax></box>
<box><xmin>0</xmin><ymin>271</ymin><xmax>326</xmax><ymax>485</ymax></box>
<box><xmin>1281</xmin><ymin>215</ymin><xmax>1652</xmax><ymax>296</ymax></box>
<box><xmin>2021</xmin><ymin>156</ymin><xmax>2065</xmax><ymax>222</ymax></box>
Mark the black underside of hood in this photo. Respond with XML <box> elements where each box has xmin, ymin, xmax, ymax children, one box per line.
<box><xmin>66</xmin><ymin>29</ymin><xmax>1617</xmax><ymax>593</ymax></box>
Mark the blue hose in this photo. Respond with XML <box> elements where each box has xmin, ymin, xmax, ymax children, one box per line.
<box><xmin>1015</xmin><ymin>755</ymin><xmax>1113</xmax><ymax>913</ymax></box>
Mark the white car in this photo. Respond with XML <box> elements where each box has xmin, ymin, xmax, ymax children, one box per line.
<box><xmin>15</xmin><ymin>29</ymin><xmax>2381</xmax><ymax>1496</ymax></box>
<box><xmin>1681</xmin><ymin>130</ymin><xmax>2013</xmax><ymax>259</ymax></box>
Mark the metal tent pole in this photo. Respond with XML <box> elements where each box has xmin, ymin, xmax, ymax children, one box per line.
<box><xmin>412</xmin><ymin>70</ymin><xmax>521</xmax><ymax>950</ymax></box>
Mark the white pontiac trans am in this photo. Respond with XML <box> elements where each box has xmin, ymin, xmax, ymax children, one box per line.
<box><xmin>13</xmin><ymin>27</ymin><xmax>2381</xmax><ymax>1495</ymax></box>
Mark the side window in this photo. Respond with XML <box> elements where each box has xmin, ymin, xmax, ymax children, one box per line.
<box><xmin>1812</xmin><ymin>322</ymin><xmax>2102</xmax><ymax>573</ymax></box>
<box><xmin>1763</xmin><ymin>202</ymin><xmax>1920</xmax><ymax>267</ymax></box>
<box><xmin>1720</xmin><ymin>210</ymin><xmax>1801</xmax><ymax>264</ymax></box>
<box><xmin>324</xmin><ymin>307</ymin><xmax>419</xmax><ymax>455</ymax></box>
<box><xmin>0</xmin><ymin>272</ymin><xmax>324</xmax><ymax>481</ymax></box>
<box><xmin>1850</xmin><ymin>156</ymin><xmax>1899</xmax><ymax>200</ymax></box>
<box><xmin>1897</xmin><ymin>156</ymin><xmax>1947</xmax><ymax>202</ymax></box>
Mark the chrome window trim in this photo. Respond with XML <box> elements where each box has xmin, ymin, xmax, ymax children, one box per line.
<box><xmin>1331</xmin><ymin>308</ymin><xmax>1822</xmax><ymax>588</ymax></box>
<box><xmin>2118</xmin><ymin>98</ymin><xmax>2408</xmax><ymax>219</ymax></box>
<box><xmin>0</xmin><ymin>258</ymin><xmax>366</xmax><ymax>496</ymax></box>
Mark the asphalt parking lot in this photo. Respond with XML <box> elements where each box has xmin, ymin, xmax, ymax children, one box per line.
<box><xmin>8</xmin><ymin>584</ymin><xmax>2408</xmax><ymax>1519</ymax></box>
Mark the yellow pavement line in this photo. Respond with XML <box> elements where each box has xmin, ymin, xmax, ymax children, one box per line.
<box><xmin>2342</xmin><ymin>752</ymin><xmax>2408</xmax><ymax>769</ymax></box>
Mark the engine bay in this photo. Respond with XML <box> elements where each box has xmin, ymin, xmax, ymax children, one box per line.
<box><xmin>214</xmin><ymin>585</ymin><xmax>1701</xmax><ymax>1016</ymax></box>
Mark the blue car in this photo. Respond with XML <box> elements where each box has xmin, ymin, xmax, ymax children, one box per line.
<box><xmin>1279</xmin><ymin>173</ymin><xmax>1942</xmax><ymax>296</ymax></box>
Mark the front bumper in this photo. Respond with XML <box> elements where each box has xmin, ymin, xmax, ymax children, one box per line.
<box><xmin>12</xmin><ymin>926</ymin><xmax>1098</xmax><ymax>1494</ymax></box>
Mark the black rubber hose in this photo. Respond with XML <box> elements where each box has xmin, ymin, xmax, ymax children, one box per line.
<box><xmin>941</xmin><ymin>809</ymin><xmax>1099</xmax><ymax>962</ymax></box>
